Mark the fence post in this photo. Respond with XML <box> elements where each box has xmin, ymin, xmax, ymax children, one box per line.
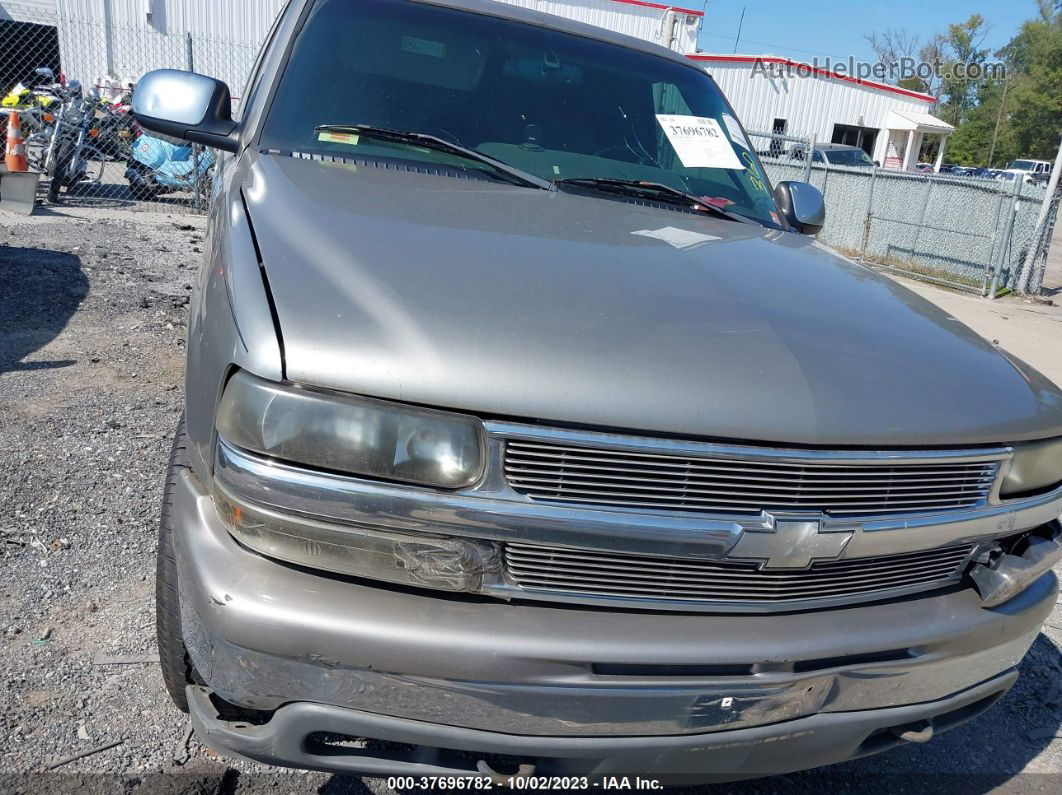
<box><xmin>909</xmin><ymin>175</ymin><xmax>932</xmax><ymax>263</ymax></box>
<box><xmin>801</xmin><ymin>135</ymin><xmax>814</xmax><ymax>184</ymax></box>
<box><xmin>988</xmin><ymin>175</ymin><xmax>1022</xmax><ymax>300</ymax></box>
<box><xmin>859</xmin><ymin>166</ymin><xmax>877</xmax><ymax>265</ymax></box>
<box><xmin>1015</xmin><ymin>135</ymin><xmax>1062</xmax><ymax>294</ymax></box>
<box><xmin>186</xmin><ymin>32</ymin><xmax>195</xmax><ymax>73</ymax></box>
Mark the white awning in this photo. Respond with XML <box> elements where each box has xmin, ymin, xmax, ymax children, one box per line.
<box><xmin>886</xmin><ymin>109</ymin><xmax>955</xmax><ymax>135</ymax></box>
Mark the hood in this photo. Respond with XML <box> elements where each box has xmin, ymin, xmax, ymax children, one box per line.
<box><xmin>241</xmin><ymin>152</ymin><xmax>1062</xmax><ymax>447</ymax></box>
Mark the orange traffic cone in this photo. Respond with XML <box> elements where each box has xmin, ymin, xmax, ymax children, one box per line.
<box><xmin>6</xmin><ymin>110</ymin><xmax>29</xmax><ymax>172</ymax></box>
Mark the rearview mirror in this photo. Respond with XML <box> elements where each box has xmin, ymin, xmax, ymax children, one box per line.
<box><xmin>773</xmin><ymin>180</ymin><xmax>826</xmax><ymax>235</ymax></box>
<box><xmin>132</xmin><ymin>69</ymin><xmax>240</xmax><ymax>153</ymax></box>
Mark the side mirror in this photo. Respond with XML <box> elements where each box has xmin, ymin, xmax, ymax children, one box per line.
<box><xmin>132</xmin><ymin>69</ymin><xmax>239</xmax><ymax>153</ymax></box>
<box><xmin>773</xmin><ymin>180</ymin><xmax>825</xmax><ymax>235</ymax></box>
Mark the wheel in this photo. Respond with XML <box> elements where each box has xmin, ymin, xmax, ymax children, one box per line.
<box><xmin>24</xmin><ymin>132</ymin><xmax>51</xmax><ymax>173</ymax></box>
<box><xmin>68</xmin><ymin>146</ymin><xmax>106</xmax><ymax>195</ymax></box>
<box><xmin>47</xmin><ymin>140</ymin><xmax>73</xmax><ymax>203</ymax></box>
<box><xmin>156</xmin><ymin>415</ymin><xmax>201</xmax><ymax>712</ymax></box>
<box><xmin>47</xmin><ymin>162</ymin><xmax>64</xmax><ymax>202</ymax></box>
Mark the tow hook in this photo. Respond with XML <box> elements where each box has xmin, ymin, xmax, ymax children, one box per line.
<box><xmin>476</xmin><ymin>760</ymin><xmax>537</xmax><ymax>786</ymax></box>
<box><xmin>890</xmin><ymin>720</ymin><xmax>934</xmax><ymax>743</ymax></box>
<box><xmin>970</xmin><ymin>523</ymin><xmax>1062</xmax><ymax>608</ymax></box>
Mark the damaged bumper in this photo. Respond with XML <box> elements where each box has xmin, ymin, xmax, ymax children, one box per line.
<box><xmin>187</xmin><ymin>672</ymin><xmax>1016</xmax><ymax>782</ymax></box>
<box><xmin>171</xmin><ymin>470</ymin><xmax>1058</xmax><ymax>777</ymax></box>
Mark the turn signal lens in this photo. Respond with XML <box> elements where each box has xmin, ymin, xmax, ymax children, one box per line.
<box><xmin>215</xmin><ymin>488</ymin><xmax>501</xmax><ymax>592</ymax></box>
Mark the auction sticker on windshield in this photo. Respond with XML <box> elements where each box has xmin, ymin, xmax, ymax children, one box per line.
<box><xmin>656</xmin><ymin>115</ymin><xmax>743</xmax><ymax>170</ymax></box>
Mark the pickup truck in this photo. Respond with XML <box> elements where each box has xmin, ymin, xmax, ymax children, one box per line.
<box><xmin>133</xmin><ymin>0</ymin><xmax>1062</xmax><ymax>784</ymax></box>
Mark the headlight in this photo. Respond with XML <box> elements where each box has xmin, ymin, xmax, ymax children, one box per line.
<box><xmin>216</xmin><ymin>371</ymin><xmax>485</xmax><ymax>488</ymax></box>
<box><xmin>1000</xmin><ymin>438</ymin><xmax>1062</xmax><ymax>497</ymax></box>
<box><xmin>215</xmin><ymin>488</ymin><xmax>500</xmax><ymax>592</ymax></box>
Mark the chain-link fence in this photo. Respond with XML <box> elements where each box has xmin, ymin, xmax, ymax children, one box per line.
<box><xmin>2</xmin><ymin>1</ymin><xmax>259</xmax><ymax>213</ymax></box>
<box><xmin>749</xmin><ymin>130</ymin><xmax>1056</xmax><ymax>295</ymax></box>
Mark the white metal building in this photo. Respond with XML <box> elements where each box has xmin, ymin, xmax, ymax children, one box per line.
<box><xmin>498</xmin><ymin>0</ymin><xmax>703</xmax><ymax>53</ymax></box>
<box><xmin>1</xmin><ymin>0</ymin><xmax>703</xmax><ymax>94</ymax></box>
<box><xmin>691</xmin><ymin>54</ymin><xmax>954</xmax><ymax>171</ymax></box>
<box><xmin>0</xmin><ymin>0</ymin><xmax>56</xmax><ymax>22</ymax></box>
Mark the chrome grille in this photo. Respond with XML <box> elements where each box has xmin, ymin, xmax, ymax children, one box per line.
<box><xmin>505</xmin><ymin>542</ymin><xmax>975</xmax><ymax>605</ymax></box>
<box><xmin>504</xmin><ymin>440</ymin><xmax>1000</xmax><ymax>517</ymax></box>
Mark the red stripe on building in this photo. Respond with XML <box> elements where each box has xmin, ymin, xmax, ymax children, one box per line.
<box><xmin>687</xmin><ymin>54</ymin><xmax>936</xmax><ymax>103</ymax></box>
<box><xmin>607</xmin><ymin>0</ymin><xmax>704</xmax><ymax>18</ymax></box>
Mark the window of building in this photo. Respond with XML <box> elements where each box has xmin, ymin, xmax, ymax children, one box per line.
<box><xmin>831</xmin><ymin>123</ymin><xmax>877</xmax><ymax>156</ymax></box>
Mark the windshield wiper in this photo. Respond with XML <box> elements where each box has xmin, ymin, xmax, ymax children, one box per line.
<box><xmin>554</xmin><ymin>177</ymin><xmax>751</xmax><ymax>224</ymax></box>
<box><xmin>315</xmin><ymin>124</ymin><xmax>553</xmax><ymax>190</ymax></box>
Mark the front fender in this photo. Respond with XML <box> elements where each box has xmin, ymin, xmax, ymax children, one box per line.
<box><xmin>183</xmin><ymin>159</ymin><xmax>283</xmax><ymax>480</ymax></box>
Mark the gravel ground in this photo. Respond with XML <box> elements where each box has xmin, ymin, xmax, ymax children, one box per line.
<box><xmin>1</xmin><ymin>207</ymin><xmax>1061</xmax><ymax>794</ymax></box>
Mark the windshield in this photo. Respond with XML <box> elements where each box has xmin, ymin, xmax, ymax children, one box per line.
<box><xmin>824</xmin><ymin>148</ymin><xmax>874</xmax><ymax>166</ymax></box>
<box><xmin>260</xmin><ymin>0</ymin><xmax>782</xmax><ymax>228</ymax></box>
<box><xmin>1008</xmin><ymin>160</ymin><xmax>1036</xmax><ymax>171</ymax></box>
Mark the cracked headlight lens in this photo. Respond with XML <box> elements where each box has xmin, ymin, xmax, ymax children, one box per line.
<box><xmin>216</xmin><ymin>371</ymin><xmax>485</xmax><ymax>489</ymax></box>
<box><xmin>1000</xmin><ymin>438</ymin><xmax>1062</xmax><ymax>497</ymax></box>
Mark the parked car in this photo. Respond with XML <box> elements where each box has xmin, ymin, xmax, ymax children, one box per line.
<box><xmin>788</xmin><ymin>142</ymin><xmax>876</xmax><ymax>167</ymax></box>
<box><xmin>134</xmin><ymin>0</ymin><xmax>1062</xmax><ymax>784</ymax></box>
<box><xmin>1002</xmin><ymin>158</ymin><xmax>1053</xmax><ymax>185</ymax></box>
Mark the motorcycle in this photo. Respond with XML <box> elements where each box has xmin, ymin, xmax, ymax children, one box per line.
<box><xmin>125</xmin><ymin>132</ymin><xmax>215</xmax><ymax>202</ymax></box>
<box><xmin>42</xmin><ymin>83</ymin><xmax>107</xmax><ymax>203</ymax></box>
<box><xmin>3</xmin><ymin>67</ymin><xmax>64</xmax><ymax>138</ymax></box>
<box><xmin>92</xmin><ymin>88</ymin><xmax>138</xmax><ymax>160</ymax></box>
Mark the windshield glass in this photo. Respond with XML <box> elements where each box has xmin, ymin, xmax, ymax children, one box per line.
<box><xmin>824</xmin><ymin>148</ymin><xmax>873</xmax><ymax>166</ymax></box>
<box><xmin>1008</xmin><ymin>160</ymin><xmax>1036</xmax><ymax>171</ymax></box>
<box><xmin>260</xmin><ymin>0</ymin><xmax>782</xmax><ymax>228</ymax></box>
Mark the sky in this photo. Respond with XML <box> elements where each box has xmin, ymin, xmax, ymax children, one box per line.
<box><xmin>696</xmin><ymin>0</ymin><xmax>1038</xmax><ymax>66</ymax></box>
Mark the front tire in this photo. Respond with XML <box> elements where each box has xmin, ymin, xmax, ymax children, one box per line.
<box><xmin>47</xmin><ymin>147</ymin><xmax>67</xmax><ymax>203</ymax></box>
<box><xmin>156</xmin><ymin>415</ymin><xmax>200</xmax><ymax>712</ymax></box>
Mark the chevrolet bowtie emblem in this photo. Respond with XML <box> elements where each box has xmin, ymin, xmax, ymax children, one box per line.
<box><xmin>729</xmin><ymin>518</ymin><xmax>853</xmax><ymax>569</ymax></box>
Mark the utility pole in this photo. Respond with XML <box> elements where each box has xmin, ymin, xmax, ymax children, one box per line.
<box><xmin>988</xmin><ymin>78</ymin><xmax>1008</xmax><ymax>169</ymax></box>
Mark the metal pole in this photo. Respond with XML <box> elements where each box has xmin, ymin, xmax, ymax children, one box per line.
<box><xmin>909</xmin><ymin>174</ymin><xmax>932</xmax><ymax>261</ymax></box>
<box><xmin>988</xmin><ymin>79</ymin><xmax>1008</xmax><ymax>169</ymax></box>
<box><xmin>186</xmin><ymin>32</ymin><xmax>194</xmax><ymax>73</ymax></box>
<box><xmin>859</xmin><ymin>166</ymin><xmax>877</xmax><ymax>265</ymax></box>
<box><xmin>1015</xmin><ymin>134</ymin><xmax>1062</xmax><ymax>294</ymax></box>
<box><xmin>982</xmin><ymin>179</ymin><xmax>1008</xmax><ymax>295</ymax></box>
<box><xmin>988</xmin><ymin>174</ymin><xmax>1022</xmax><ymax>299</ymax></box>
<box><xmin>733</xmin><ymin>7</ymin><xmax>746</xmax><ymax>53</ymax></box>
<box><xmin>802</xmin><ymin>135</ymin><xmax>814</xmax><ymax>184</ymax></box>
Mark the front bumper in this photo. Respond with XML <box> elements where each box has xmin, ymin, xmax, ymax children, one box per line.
<box><xmin>187</xmin><ymin>672</ymin><xmax>1016</xmax><ymax>783</ymax></box>
<box><xmin>172</xmin><ymin>470</ymin><xmax>1058</xmax><ymax>776</ymax></box>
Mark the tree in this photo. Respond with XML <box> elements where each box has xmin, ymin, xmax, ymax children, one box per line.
<box><xmin>863</xmin><ymin>28</ymin><xmax>935</xmax><ymax>92</ymax></box>
<box><xmin>918</xmin><ymin>34</ymin><xmax>948</xmax><ymax>98</ymax></box>
<box><xmin>1004</xmin><ymin>3</ymin><xmax>1062</xmax><ymax>159</ymax></box>
<box><xmin>868</xmin><ymin>5</ymin><xmax>1061</xmax><ymax>165</ymax></box>
<box><xmin>938</xmin><ymin>15</ymin><xmax>992</xmax><ymax>126</ymax></box>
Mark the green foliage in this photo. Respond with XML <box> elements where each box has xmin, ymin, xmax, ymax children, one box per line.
<box><xmin>1005</xmin><ymin>5</ymin><xmax>1062</xmax><ymax>160</ymax></box>
<box><xmin>867</xmin><ymin>3</ymin><xmax>1061</xmax><ymax>166</ymax></box>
